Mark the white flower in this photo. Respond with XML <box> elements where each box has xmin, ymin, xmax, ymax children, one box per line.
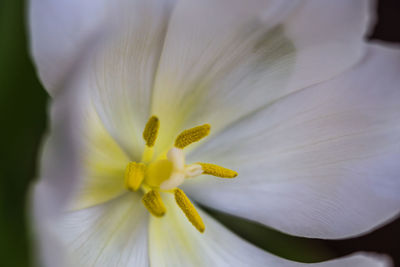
<box><xmin>30</xmin><ymin>0</ymin><xmax>400</xmax><ymax>266</ymax></box>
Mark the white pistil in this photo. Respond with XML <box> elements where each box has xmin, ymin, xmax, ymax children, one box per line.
<box><xmin>160</xmin><ymin>172</ymin><xmax>185</xmax><ymax>190</ymax></box>
<box><xmin>161</xmin><ymin>149</ymin><xmax>204</xmax><ymax>190</ymax></box>
<box><xmin>184</xmin><ymin>164</ymin><xmax>203</xmax><ymax>177</ymax></box>
<box><xmin>167</xmin><ymin>147</ymin><xmax>185</xmax><ymax>170</ymax></box>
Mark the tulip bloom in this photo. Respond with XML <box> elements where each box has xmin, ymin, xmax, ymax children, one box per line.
<box><xmin>30</xmin><ymin>0</ymin><xmax>399</xmax><ymax>266</ymax></box>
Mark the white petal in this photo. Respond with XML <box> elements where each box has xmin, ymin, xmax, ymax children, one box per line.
<box><xmin>33</xmin><ymin>0</ymin><xmax>174</xmax><ymax>215</ymax></box>
<box><xmin>184</xmin><ymin>43</ymin><xmax>400</xmax><ymax>239</ymax></box>
<box><xmin>149</xmin><ymin>194</ymin><xmax>391</xmax><ymax>266</ymax></box>
<box><xmin>56</xmin><ymin>194</ymin><xmax>148</xmax><ymax>267</ymax></box>
<box><xmin>30</xmin><ymin>61</ymin><xmax>137</xmax><ymax>265</ymax></box>
<box><xmin>86</xmin><ymin>0</ymin><xmax>174</xmax><ymax>158</ymax></box>
<box><xmin>69</xmin><ymin>105</ymin><xmax>131</xmax><ymax>210</ymax></box>
<box><xmin>29</xmin><ymin>0</ymin><xmax>108</xmax><ymax>94</ymax></box>
<box><xmin>57</xmin><ymin>0</ymin><xmax>176</xmax><ymax>208</ymax></box>
<box><xmin>32</xmin><ymin>69</ymin><xmax>90</xmax><ymax>219</ymax></box>
<box><xmin>38</xmin><ymin>64</ymin><xmax>132</xmax><ymax>210</ymax></box>
<box><xmin>33</xmin><ymin>96</ymin><xmax>148</xmax><ymax>266</ymax></box>
<box><xmin>283</xmin><ymin>0</ymin><xmax>374</xmax><ymax>91</ymax></box>
<box><xmin>311</xmin><ymin>253</ymin><xmax>392</xmax><ymax>267</ymax></box>
<box><xmin>29</xmin><ymin>0</ymin><xmax>173</xmax><ymax>95</ymax></box>
<box><xmin>150</xmin><ymin>0</ymin><xmax>373</xmax><ymax>152</ymax></box>
<box><xmin>31</xmin><ymin>70</ymin><xmax>88</xmax><ymax>266</ymax></box>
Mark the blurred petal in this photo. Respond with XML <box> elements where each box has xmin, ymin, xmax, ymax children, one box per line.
<box><xmin>34</xmin><ymin>60</ymin><xmax>133</xmax><ymax>211</ymax></box>
<box><xmin>151</xmin><ymin>0</ymin><xmax>373</xmax><ymax>152</ymax></box>
<box><xmin>29</xmin><ymin>0</ymin><xmax>108</xmax><ymax>94</ymax></box>
<box><xmin>283</xmin><ymin>0</ymin><xmax>375</xmax><ymax>91</ymax></box>
<box><xmin>57</xmin><ymin>194</ymin><xmax>149</xmax><ymax>267</ymax></box>
<box><xmin>311</xmin><ymin>254</ymin><xmax>392</xmax><ymax>267</ymax></box>
<box><xmin>150</xmin><ymin>194</ymin><xmax>391</xmax><ymax>266</ymax></box>
<box><xmin>185</xmin><ymin>43</ymin><xmax>400</xmax><ymax>239</ymax></box>
<box><xmin>31</xmin><ymin>70</ymin><xmax>87</xmax><ymax>266</ymax></box>
<box><xmin>29</xmin><ymin>0</ymin><xmax>174</xmax><ymax>95</ymax></box>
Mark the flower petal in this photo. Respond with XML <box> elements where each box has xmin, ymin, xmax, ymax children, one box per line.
<box><xmin>54</xmin><ymin>0</ymin><xmax>176</xmax><ymax>203</ymax></box>
<box><xmin>283</xmin><ymin>0</ymin><xmax>374</xmax><ymax>91</ymax></box>
<box><xmin>149</xmin><ymin>194</ymin><xmax>391</xmax><ymax>266</ymax></box>
<box><xmin>35</xmin><ymin>0</ymin><xmax>373</xmax><ymax>153</ymax></box>
<box><xmin>37</xmin><ymin>62</ymin><xmax>133</xmax><ymax>210</ymax></box>
<box><xmin>69</xmin><ymin>105</ymin><xmax>131</xmax><ymax>210</ymax></box>
<box><xmin>29</xmin><ymin>0</ymin><xmax>174</xmax><ymax>95</ymax></box>
<box><xmin>313</xmin><ymin>254</ymin><xmax>391</xmax><ymax>267</ymax></box>
<box><xmin>184</xmin><ymin>43</ymin><xmax>400</xmax><ymax>239</ymax></box>
<box><xmin>85</xmin><ymin>0</ymin><xmax>175</xmax><ymax>158</ymax></box>
<box><xmin>150</xmin><ymin>0</ymin><xmax>373</xmax><ymax>151</ymax></box>
<box><xmin>52</xmin><ymin>194</ymin><xmax>148</xmax><ymax>267</ymax></box>
<box><xmin>31</xmin><ymin>70</ymin><xmax>88</xmax><ymax>266</ymax></box>
<box><xmin>29</xmin><ymin>0</ymin><xmax>108</xmax><ymax>94</ymax></box>
<box><xmin>30</xmin><ymin>60</ymin><xmax>140</xmax><ymax>266</ymax></box>
<box><xmin>32</xmin><ymin>0</ymin><xmax>176</xmax><ymax>211</ymax></box>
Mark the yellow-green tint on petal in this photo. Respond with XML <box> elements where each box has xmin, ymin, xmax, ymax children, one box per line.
<box><xmin>143</xmin><ymin>116</ymin><xmax>160</xmax><ymax>147</ymax></box>
<box><xmin>72</xmin><ymin>109</ymin><xmax>129</xmax><ymax>210</ymax></box>
<box><xmin>198</xmin><ymin>163</ymin><xmax>237</xmax><ymax>178</ymax></box>
<box><xmin>145</xmin><ymin>160</ymin><xmax>173</xmax><ymax>188</ymax></box>
<box><xmin>142</xmin><ymin>190</ymin><xmax>166</xmax><ymax>217</ymax></box>
<box><xmin>124</xmin><ymin>162</ymin><xmax>146</xmax><ymax>191</ymax></box>
<box><xmin>174</xmin><ymin>124</ymin><xmax>210</xmax><ymax>149</ymax></box>
<box><xmin>174</xmin><ymin>188</ymin><xmax>205</xmax><ymax>233</ymax></box>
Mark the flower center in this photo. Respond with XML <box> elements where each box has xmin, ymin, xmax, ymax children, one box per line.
<box><xmin>124</xmin><ymin>116</ymin><xmax>237</xmax><ymax>233</ymax></box>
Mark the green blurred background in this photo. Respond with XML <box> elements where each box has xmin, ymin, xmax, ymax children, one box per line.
<box><xmin>0</xmin><ymin>0</ymin><xmax>47</xmax><ymax>266</ymax></box>
<box><xmin>0</xmin><ymin>0</ymin><xmax>399</xmax><ymax>266</ymax></box>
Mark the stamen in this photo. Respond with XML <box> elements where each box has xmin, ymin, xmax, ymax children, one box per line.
<box><xmin>124</xmin><ymin>162</ymin><xmax>146</xmax><ymax>191</ymax></box>
<box><xmin>174</xmin><ymin>188</ymin><xmax>205</xmax><ymax>233</ymax></box>
<box><xmin>174</xmin><ymin>124</ymin><xmax>210</xmax><ymax>149</ymax></box>
<box><xmin>142</xmin><ymin>190</ymin><xmax>166</xmax><ymax>217</ymax></box>
<box><xmin>198</xmin><ymin>163</ymin><xmax>237</xmax><ymax>178</ymax></box>
<box><xmin>143</xmin><ymin>116</ymin><xmax>160</xmax><ymax>147</ymax></box>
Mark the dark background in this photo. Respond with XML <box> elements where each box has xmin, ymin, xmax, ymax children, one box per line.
<box><xmin>0</xmin><ymin>0</ymin><xmax>398</xmax><ymax>266</ymax></box>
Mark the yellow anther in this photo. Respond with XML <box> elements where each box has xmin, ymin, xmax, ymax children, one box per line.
<box><xmin>142</xmin><ymin>190</ymin><xmax>166</xmax><ymax>217</ymax></box>
<box><xmin>174</xmin><ymin>188</ymin><xmax>205</xmax><ymax>233</ymax></box>
<box><xmin>124</xmin><ymin>162</ymin><xmax>146</xmax><ymax>191</ymax></box>
<box><xmin>174</xmin><ymin>124</ymin><xmax>211</xmax><ymax>149</ymax></box>
<box><xmin>143</xmin><ymin>116</ymin><xmax>160</xmax><ymax>147</ymax></box>
<box><xmin>198</xmin><ymin>163</ymin><xmax>238</xmax><ymax>178</ymax></box>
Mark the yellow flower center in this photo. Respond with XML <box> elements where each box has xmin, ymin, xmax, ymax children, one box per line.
<box><xmin>124</xmin><ymin>116</ymin><xmax>237</xmax><ymax>233</ymax></box>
